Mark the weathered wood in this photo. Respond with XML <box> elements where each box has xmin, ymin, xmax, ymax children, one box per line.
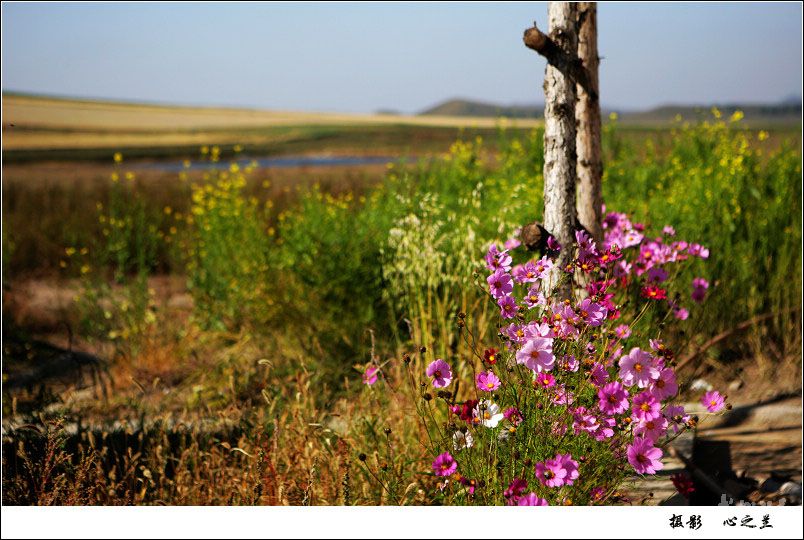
<box><xmin>539</xmin><ymin>2</ymin><xmax>579</xmax><ymax>298</ymax></box>
<box><xmin>575</xmin><ymin>2</ymin><xmax>603</xmax><ymax>245</ymax></box>
<box><xmin>523</xmin><ymin>22</ymin><xmax>597</xmax><ymax>101</ymax></box>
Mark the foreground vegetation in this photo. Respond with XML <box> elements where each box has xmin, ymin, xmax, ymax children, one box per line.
<box><xmin>2</xmin><ymin>112</ymin><xmax>801</xmax><ymax>504</ymax></box>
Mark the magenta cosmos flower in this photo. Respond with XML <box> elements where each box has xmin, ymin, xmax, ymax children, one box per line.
<box><xmin>516</xmin><ymin>337</ymin><xmax>555</xmax><ymax>373</ymax></box>
<box><xmin>485</xmin><ymin>243</ymin><xmax>512</xmax><ymax>272</ymax></box>
<box><xmin>504</xmin><ymin>478</ymin><xmax>528</xmax><ymax>503</ymax></box>
<box><xmin>618</xmin><ymin>347</ymin><xmax>660</xmax><ymax>388</ymax></box>
<box><xmin>614</xmin><ymin>324</ymin><xmax>631</xmax><ymax>339</ymax></box>
<box><xmin>557</xmin><ymin>454</ymin><xmax>580</xmax><ymax>485</ymax></box>
<box><xmin>498</xmin><ymin>295</ymin><xmax>519</xmax><ymax>319</ymax></box>
<box><xmin>487</xmin><ymin>268</ymin><xmax>513</xmax><ymax>299</ymax></box>
<box><xmin>634</xmin><ymin>415</ymin><xmax>669</xmax><ymax>443</ymax></box>
<box><xmin>517</xmin><ymin>493</ymin><xmax>549</xmax><ymax>506</ymax></box>
<box><xmin>362</xmin><ymin>366</ymin><xmax>379</xmax><ymax>385</ymax></box>
<box><xmin>476</xmin><ymin>370</ymin><xmax>501</xmax><ymax>392</ymax></box>
<box><xmin>535</xmin><ymin>457</ymin><xmax>568</xmax><ymax>487</ymax></box>
<box><xmin>649</xmin><ymin>367</ymin><xmax>678</xmax><ymax>400</ymax></box>
<box><xmin>691</xmin><ymin>277</ymin><xmax>709</xmax><ymax>303</ymax></box>
<box><xmin>535</xmin><ymin>453</ymin><xmax>579</xmax><ymax>488</ymax></box>
<box><xmin>627</xmin><ymin>437</ymin><xmax>664</xmax><ymax>475</ymax></box>
<box><xmin>577</xmin><ymin>298</ymin><xmax>607</xmax><ymax>327</ymax></box>
<box><xmin>701</xmin><ymin>390</ymin><xmax>726</xmax><ymax>412</ymax></box>
<box><xmin>512</xmin><ymin>260</ymin><xmax>543</xmax><ymax>283</ymax></box>
<box><xmin>632</xmin><ymin>391</ymin><xmax>662</xmax><ymax>421</ymax></box>
<box><xmin>432</xmin><ymin>452</ymin><xmax>458</xmax><ymax>477</ymax></box>
<box><xmin>535</xmin><ymin>372</ymin><xmax>556</xmax><ymax>388</ymax></box>
<box><xmin>426</xmin><ymin>359</ymin><xmax>452</xmax><ymax>388</ymax></box>
<box><xmin>597</xmin><ymin>381</ymin><xmax>629</xmax><ymax>415</ymax></box>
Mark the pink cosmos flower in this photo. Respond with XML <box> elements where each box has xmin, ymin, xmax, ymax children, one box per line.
<box><xmin>426</xmin><ymin>359</ymin><xmax>452</xmax><ymax>388</ymax></box>
<box><xmin>593</xmin><ymin>416</ymin><xmax>616</xmax><ymax>441</ymax></box>
<box><xmin>614</xmin><ymin>324</ymin><xmax>631</xmax><ymax>339</ymax></box>
<box><xmin>590</xmin><ymin>362</ymin><xmax>608</xmax><ymax>387</ymax></box>
<box><xmin>649</xmin><ymin>367</ymin><xmax>678</xmax><ymax>400</ymax></box>
<box><xmin>623</xmin><ymin>229</ymin><xmax>644</xmax><ymax>248</ymax></box>
<box><xmin>673</xmin><ymin>306</ymin><xmax>689</xmax><ymax>320</ymax></box>
<box><xmin>504</xmin><ymin>237</ymin><xmax>521</xmax><ymax>250</ymax></box>
<box><xmin>504</xmin><ymin>478</ymin><xmax>528</xmax><ymax>504</ymax></box>
<box><xmin>663</xmin><ymin>225</ymin><xmax>676</xmax><ymax>236</ymax></box>
<box><xmin>619</xmin><ymin>347</ymin><xmax>660</xmax><ymax>388</ymax></box>
<box><xmin>692</xmin><ymin>277</ymin><xmax>709</xmax><ymax>303</ymax></box>
<box><xmin>485</xmin><ymin>244</ymin><xmax>512</xmax><ymax>272</ymax></box>
<box><xmin>634</xmin><ymin>415</ymin><xmax>669</xmax><ymax>443</ymax></box>
<box><xmin>614</xmin><ymin>259</ymin><xmax>632</xmax><ymax>278</ymax></box>
<box><xmin>557</xmin><ymin>454</ymin><xmax>580</xmax><ymax>485</ymax></box>
<box><xmin>516</xmin><ymin>337</ymin><xmax>555</xmax><ymax>373</ymax></box>
<box><xmin>577</xmin><ymin>298</ymin><xmax>607</xmax><ymax>327</ymax></box>
<box><xmin>432</xmin><ymin>452</ymin><xmax>458</xmax><ymax>477</ymax></box>
<box><xmin>646</xmin><ymin>266</ymin><xmax>668</xmax><ymax>283</ymax></box>
<box><xmin>546</xmin><ymin>236</ymin><xmax>561</xmax><ymax>253</ymax></box>
<box><xmin>573</xmin><ymin>407</ymin><xmax>600</xmax><ymax>434</ymax></box>
<box><xmin>551</xmin><ymin>386</ymin><xmax>574</xmax><ymax>406</ymax></box>
<box><xmin>560</xmin><ymin>354</ymin><xmax>579</xmax><ymax>372</ymax></box>
<box><xmin>535</xmin><ymin>457</ymin><xmax>568</xmax><ymax>488</ymax></box>
<box><xmin>632</xmin><ymin>390</ymin><xmax>662</xmax><ymax>421</ymax></box>
<box><xmin>590</xmin><ymin>486</ymin><xmax>606</xmax><ymax>502</ymax></box>
<box><xmin>513</xmin><ymin>260</ymin><xmax>542</xmax><ymax>283</ymax></box>
<box><xmin>523</xmin><ymin>286</ymin><xmax>545</xmax><ymax>309</ymax></box>
<box><xmin>664</xmin><ymin>404</ymin><xmax>691</xmax><ymax>433</ymax></box>
<box><xmin>524</xmin><ymin>321</ymin><xmax>553</xmax><ymax>340</ymax></box>
<box><xmin>533</xmin><ymin>255</ymin><xmax>554</xmax><ymax>276</ymax></box>
<box><xmin>688</xmin><ymin>243</ymin><xmax>710</xmax><ymax>259</ymax></box>
<box><xmin>503</xmin><ymin>407</ymin><xmax>524</xmax><ymax>426</ymax></box>
<box><xmin>476</xmin><ymin>370</ymin><xmax>501</xmax><ymax>392</ymax></box>
<box><xmin>627</xmin><ymin>437</ymin><xmax>664</xmax><ymax>475</ymax></box>
<box><xmin>504</xmin><ymin>323</ymin><xmax>527</xmax><ymax>344</ymax></box>
<box><xmin>487</xmin><ymin>268</ymin><xmax>513</xmax><ymax>299</ymax></box>
<box><xmin>701</xmin><ymin>390</ymin><xmax>726</xmax><ymax>412</ymax></box>
<box><xmin>598</xmin><ymin>381</ymin><xmax>629</xmax><ymax>415</ymax></box>
<box><xmin>498</xmin><ymin>295</ymin><xmax>519</xmax><ymax>319</ymax></box>
<box><xmin>535</xmin><ymin>372</ymin><xmax>556</xmax><ymax>388</ymax></box>
<box><xmin>517</xmin><ymin>493</ymin><xmax>549</xmax><ymax>506</ymax></box>
<box><xmin>362</xmin><ymin>366</ymin><xmax>379</xmax><ymax>385</ymax></box>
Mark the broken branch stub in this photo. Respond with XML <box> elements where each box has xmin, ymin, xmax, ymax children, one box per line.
<box><xmin>523</xmin><ymin>23</ymin><xmax>598</xmax><ymax>102</ymax></box>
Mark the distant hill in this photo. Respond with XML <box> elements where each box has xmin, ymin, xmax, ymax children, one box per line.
<box><xmin>614</xmin><ymin>102</ymin><xmax>802</xmax><ymax>126</ymax></box>
<box><xmin>421</xmin><ymin>98</ymin><xmax>801</xmax><ymax>126</ymax></box>
<box><xmin>421</xmin><ymin>98</ymin><xmax>544</xmax><ymax>119</ymax></box>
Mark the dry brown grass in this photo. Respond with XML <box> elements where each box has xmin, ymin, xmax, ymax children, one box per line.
<box><xmin>2</xmin><ymin>94</ymin><xmax>541</xmax><ymax>150</ymax></box>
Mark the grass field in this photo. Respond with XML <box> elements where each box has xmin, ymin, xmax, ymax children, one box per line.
<box><xmin>2</xmin><ymin>94</ymin><xmax>541</xmax><ymax>161</ymax></box>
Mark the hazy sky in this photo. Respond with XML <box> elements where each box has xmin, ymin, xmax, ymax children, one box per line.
<box><xmin>2</xmin><ymin>2</ymin><xmax>802</xmax><ymax>113</ymax></box>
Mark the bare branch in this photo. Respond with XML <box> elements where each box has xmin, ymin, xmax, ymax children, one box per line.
<box><xmin>523</xmin><ymin>23</ymin><xmax>598</xmax><ymax>102</ymax></box>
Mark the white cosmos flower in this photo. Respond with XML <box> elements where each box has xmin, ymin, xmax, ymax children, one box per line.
<box><xmin>473</xmin><ymin>400</ymin><xmax>505</xmax><ymax>428</ymax></box>
<box><xmin>453</xmin><ymin>430</ymin><xmax>474</xmax><ymax>451</ymax></box>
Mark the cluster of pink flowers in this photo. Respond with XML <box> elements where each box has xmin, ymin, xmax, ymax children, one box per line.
<box><xmin>379</xmin><ymin>208</ymin><xmax>727</xmax><ymax>505</ymax></box>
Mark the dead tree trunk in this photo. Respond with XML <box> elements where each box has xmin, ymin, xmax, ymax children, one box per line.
<box><xmin>575</xmin><ymin>2</ymin><xmax>603</xmax><ymax>245</ymax></box>
<box><xmin>536</xmin><ymin>2</ymin><xmax>579</xmax><ymax>299</ymax></box>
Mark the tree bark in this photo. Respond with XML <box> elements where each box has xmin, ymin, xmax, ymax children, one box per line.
<box><xmin>575</xmin><ymin>2</ymin><xmax>603</xmax><ymax>245</ymax></box>
<box><xmin>541</xmin><ymin>2</ymin><xmax>579</xmax><ymax>299</ymax></box>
